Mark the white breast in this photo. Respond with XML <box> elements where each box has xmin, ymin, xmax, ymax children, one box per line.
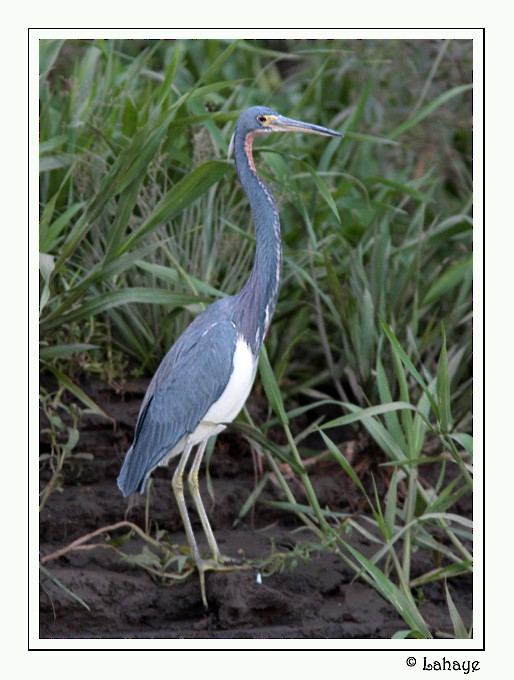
<box><xmin>188</xmin><ymin>336</ymin><xmax>257</xmax><ymax>446</ymax></box>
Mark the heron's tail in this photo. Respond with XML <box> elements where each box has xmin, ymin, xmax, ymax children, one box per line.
<box><xmin>117</xmin><ymin>445</ymin><xmax>147</xmax><ymax>496</ymax></box>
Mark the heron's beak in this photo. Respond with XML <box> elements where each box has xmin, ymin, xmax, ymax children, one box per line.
<box><xmin>269</xmin><ymin>115</ymin><xmax>343</xmax><ymax>138</ymax></box>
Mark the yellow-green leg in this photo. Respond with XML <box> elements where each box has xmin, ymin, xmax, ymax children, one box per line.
<box><xmin>173</xmin><ymin>437</ymin><xmax>252</xmax><ymax>608</ymax></box>
<box><xmin>171</xmin><ymin>440</ymin><xmax>209</xmax><ymax>606</ymax></box>
<box><xmin>187</xmin><ymin>439</ymin><xmax>253</xmax><ymax>572</ymax></box>
<box><xmin>187</xmin><ymin>439</ymin><xmax>223</xmax><ymax>562</ymax></box>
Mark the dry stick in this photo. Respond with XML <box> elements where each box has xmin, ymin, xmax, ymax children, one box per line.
<box><xmin>40</xmin><ymin>520</ymin><xmax>163</xmax><ymax>565</ymax></box>
<box><xmin>40</xmin><ymin>520</ymin><xmax>196</xmax><ymax>584</ymax></box>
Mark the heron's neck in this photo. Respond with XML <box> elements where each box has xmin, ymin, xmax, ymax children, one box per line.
<box><xmin>233</xmin><ymin>132</ymin><xmax>283</xmax><ymax>354</ymax></box>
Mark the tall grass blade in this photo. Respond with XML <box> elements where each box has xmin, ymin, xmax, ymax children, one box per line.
<box><xmin>379</xmin><ymin>316</ymin><xmax>440</xmax><ymax>419</ymax></box>
<box><xmin>423</xmin><ymin>254</ymin><xmax>472</xmax><ymax>306</ymax></box>
<box><xmin>44</xmin><ymin>365</ymin><xmax>112</xmax><ymax>420</ymax></box>
<box><xmin>119</xmin><ymin>161</ymin><xmax>229</xmax><ymax>255</ymax></box>
<box><xmin>258</xmin><ymin>345</ymin><xmax>289</xmax><ymax>426</ymax></box>
<box><xmin>43</xmin><ymin>289</ymin><xmax>208</xmax><ymax>331</ymax></box>
<box><xmin>39</xmin><ymin>564</ymin><xmax>91</xmax><ymax>611</ymax></box>
<box><xmin>436</xmin><ymin>325</ymin><xmax>453</xmax><ymax>433</ymax></box>
<box><xmin>445</xmin><ymin>581</ymin><xmax>470</xmax><ymax>639</ymax></box>
<box><xmin>339</xmin><ymin>538</ymin><xmax>432</xmax><ymax>638</ymax></box>
<box><xmin>388</xmin><ymin>84</ymin><xmax>472</xmax><ymax>140</ymax></box>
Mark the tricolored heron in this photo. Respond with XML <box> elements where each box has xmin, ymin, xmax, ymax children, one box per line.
<box><xmin>118</xmin><ymin>106</ymin><xmax>342</xmax><ymax>605</ymax></box>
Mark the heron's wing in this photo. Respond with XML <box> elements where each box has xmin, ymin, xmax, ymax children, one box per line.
<box><xmin>117</xmin><ymin>310</ymin><xmax>237</xmax><ymax>496</ymax></box>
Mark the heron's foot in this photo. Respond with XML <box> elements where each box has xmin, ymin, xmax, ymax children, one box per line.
<box><xmin>197</xmin><ymin>554</ymin><xmax>252</xmax><ymax>573</ymax></box>
<box><xmin>195</xmin><ymin>555</ymin><xmax>253</xmax><ymax>609</ymax></box>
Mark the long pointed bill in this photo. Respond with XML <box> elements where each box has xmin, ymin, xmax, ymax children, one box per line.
<box><xmin>268</xmin><ymin>115</ymin><xmax>342</xmax><ymax>138</ymax></box>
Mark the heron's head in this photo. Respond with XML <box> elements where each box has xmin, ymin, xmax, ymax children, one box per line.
<box><xmin>229</xmin><ymin>106</ymin><xmax>342</xmax><ymax>157</ymax></box>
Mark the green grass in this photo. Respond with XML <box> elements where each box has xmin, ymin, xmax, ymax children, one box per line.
<box><xmin>39</xmin><ymin>38</ymin><xmax>473</xmax><ymax>637</ymax></box>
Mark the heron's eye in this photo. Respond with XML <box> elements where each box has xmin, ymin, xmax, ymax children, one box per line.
<box><xmin>257</xmin><ymin>115</ymin><xmax>266</xmax><ymax>123</ymax></box>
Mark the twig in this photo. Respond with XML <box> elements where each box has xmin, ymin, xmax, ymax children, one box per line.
<box><xmin>40</xmin><ymin>520</ymin><xmax>152</xmax><ymax>564</ymax></box>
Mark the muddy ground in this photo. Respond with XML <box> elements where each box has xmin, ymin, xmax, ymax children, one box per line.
<box><xmin>39</xmin><ymin>376</ymin><xmax>473</xmax><ymax>641</ymax></box>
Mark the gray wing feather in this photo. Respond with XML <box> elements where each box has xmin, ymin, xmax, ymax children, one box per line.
<box><xmin>117</xmin><ymin>301</ymin><xmax>237</xmax><ymax>496</ymax></box>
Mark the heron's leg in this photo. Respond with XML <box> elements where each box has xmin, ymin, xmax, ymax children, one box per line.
<box><xmin>171</xmin><ymin>441</ymin><xmax>202</xmax><ymax>566</ymax></box>
<box><xmin>187</xmin><ymin>439</ymin><xmax>223</xmax><ymax>562</ymax></box>
<box><xmin>175</xmin><ymin>439</ymin><xmax>250</xmax><ymax>608</ymax></box>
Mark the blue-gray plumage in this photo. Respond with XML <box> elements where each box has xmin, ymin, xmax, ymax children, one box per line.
<box><xmin>117</xmin><ymin>299</ymin><xmax>237</xmax><ymax>494</ymax></box>
<box><xmin>117</xmin><ymin>106</ymin><xmax>342</xmax><ymax>605</ymax></box>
